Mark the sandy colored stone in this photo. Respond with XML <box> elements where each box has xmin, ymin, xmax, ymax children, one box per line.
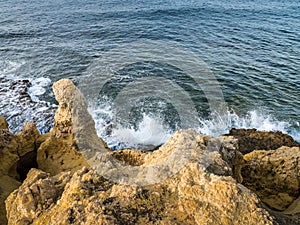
<box><xmin>6</xmin><ymin>129</ymin><xmax>289</xmax><ymax>225</ymax></box>
<box><xmin>0</xmin><ymin>176</ymin><xmax>21</xmax><ymax>225</ymax></box>
<box><xmin>4</xmin><ymin>79</ymin><xmax>300</xmax><ymax>224</ymax></box>
<box><xmin>16</xmin><ymin>123</ymin><xmax>40</xmax><ymax>157</ymax></box>
<box><xmin>6</xmin><ymin>164</ymin><xmax>281</xmax><ymax>225</ymax></box>
<box><xmin>37</xmin><ymin>135</ymin><xmax>90</xmax><ymax>176</ymax></box>
<box><xmin>0</xmin><ymin>129</ymin><xmax>19</xmax><ymax>177</ymax></box>
<box><xmin>5</xmin><ymin>169</ymin><xmax>72</xmax><ymax>224</ymax></box>
<box><xmin>0</xmin><ymin>116</ymin><xmax>9</xmax><ymax>130</ymax></box>
<box><xmin>36</xmin><ymin>79</ymin><xmax>107</xmax><ymax>176</ymax></box>
<box><xmin>242</xmin><ymin>146</ymin><xmax>300</xmax><ymax>211</ymax></box>
<box><xmin>111</xmin><ymin>149</ymin><xmax>147</xmax><ymax>166</ymax></box>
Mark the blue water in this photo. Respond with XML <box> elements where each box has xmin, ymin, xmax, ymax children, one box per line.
<box><xmin>0</xmin><ymin>0</ymin><xmax>299</xmax><ymax>148</ymax></box>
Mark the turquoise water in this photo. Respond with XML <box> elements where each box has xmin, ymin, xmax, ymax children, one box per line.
<box><xmin>0</xmin><ymin>0</ymin><xmax>299</xmax><ymax>148</ymax></box>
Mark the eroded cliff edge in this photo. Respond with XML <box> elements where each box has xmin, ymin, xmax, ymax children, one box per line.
<box><xmin>1</xmin><ymin>79</ymin><xmax>299</xmax><ymax>225</ymax></box>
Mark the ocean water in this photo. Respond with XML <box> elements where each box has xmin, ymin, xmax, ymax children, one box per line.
<box><xmin>0</xmin><ymin>0</ymin><xmax>299</xmax><ymax>149</ymax></box>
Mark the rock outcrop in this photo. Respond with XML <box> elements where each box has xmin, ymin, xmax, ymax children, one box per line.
<box><xmin>5</xmin><ymin>152</ymin><xmax>281</xmax><ymax>225</ymax></box>
<box><xmin>2</xmin><ymin>79</ymin><xmax>300</xmax><ymax>224</ymax></box>
<box><xmin>36</xmin><ymin>79</ymin><xmax>93</xmax><ymax>176</ymax></box>
<box><xmin>227</xmin><ymin>128</ymin><xmax>299</xmax><ymax>154</ymax></box>
<box><xmin>242</xmin><ymin>146</ymin><xmax>300</xmax><ymax>211</ymax></box>
<box><xmin>0</xmin><ymin>120</ymin><xmax>41</xmax><ymax>224</ymax></box>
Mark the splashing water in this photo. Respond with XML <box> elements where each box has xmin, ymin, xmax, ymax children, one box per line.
<box><xmin>89</xmin><ymin>98</ymin><xmax>299</xmax><ymax>150</ymax></box>
<box><xmin>198</xmin><ymin>110</ymin><xmax>299</xmax><ymax>142</ymax></box>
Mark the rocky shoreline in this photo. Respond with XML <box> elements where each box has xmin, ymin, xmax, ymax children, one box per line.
<box><xmin>0</xmin><ymin>79</ymin><xmax>299</xmax><ymax>225</ymax></box>
<box><xmin>0</xmin><ymin>78</ymin><xmax>56</xmax><ymax>134</ymax></box>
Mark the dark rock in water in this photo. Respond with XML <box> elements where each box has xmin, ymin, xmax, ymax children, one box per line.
<box><xmin>0</xmin><ymin>78</ymin><xmax>56</xmax><ymax>134</ymax></box>
<box><xmin>226</xmin><ymin>128</ymin><xmax>299</xmax><ymax>154</ymax></box>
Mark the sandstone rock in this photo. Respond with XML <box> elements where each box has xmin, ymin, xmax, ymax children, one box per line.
<box><xmin>36</xmin><ymin>79</ymin><xmax>107</xmax><ymax>176</ymax></box>
<box><xmin>6</xmin><ymin>164</ymin><xmax>283</xmax><ymax>225</ymax></box>
<box><xmin>6</xmin><ymin>129</ymin><xmax>289</xmax><ymax>225</ymax></box>
<box><xmin>0</xmin><ymin>129</ymin><xmax>19</xmax><ymax>177</ymax></box>
<box><xmin>203</xmin><ymin>135</ymin><xmax>244</xmax><ymax>182</ymax></box>
<box><xmin>4</xmin><ymin>79</ymin><xmax>300</xmax><ymax>224</ymax></box>
<box><xmin>0</xmin><ymin>176</ymin><xmax>21</xmax><ymax>225</ymax></box>
<box><xmin>111</xmin><ymin>149</ymin><xmax>146</xmax><ymax>166</ymax></box>
<box><xmin>0</xmin><ymin>116</ymin><xmax>8</xmax><ymax>130</ymax></box>
<box><xmin>241</xmin><ymin>146</ymin><xmax>300</xmax><ymax>211</ymax></box>
<box><xmin>5</xmin><ymin>169</ymin><xmax>72</xmax><ymax>224</ymax></box>
<box><xmin>37</xmin><ymin>135</ymin><xmax>90</xmax><ymax>176</ymax></box>
<box><xmin>52</xmin><ymin>79</ymin><xmax>77</xmax><ymax>134</ymax></box>
<box><xmin>0</xmin><ymin>118</ymin><xmax>46</xmax><ymax>224</ymax></box>
<box><xmin>227</xmin><ymin>128</ymin><xmax>299</xmax><ymax>154</ymax></box>
<box><xmin>16</xmin><ymin>123</ymin><xmax>39</xmax><ymax>157</ymax></box>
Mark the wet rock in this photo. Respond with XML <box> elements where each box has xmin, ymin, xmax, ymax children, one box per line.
<box><xmin>227</xmin><ymin>128</ymin><xmax>299</xmax><ymax>154</ymax></box>
<box><xmin>0</xmin><ymin>78</ymin><xmax>56</xmax><ymax>134</ymax></box>
<box><xmin>241</xmin><ymin>146</ymin><xmax>300</xmax><ymax>211</ymax></box>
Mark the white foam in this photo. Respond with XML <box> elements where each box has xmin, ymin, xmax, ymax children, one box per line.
<box><xmin>28</xmin><ymin>77</ymin><xmax>51</xmax><ymax>101</ymax></box>
<box><xmin>89</xmin><ymin>100</ymin><xmax>173</xmax><ymax>149</ymax></box>
<box><xmin>111</xmin><ymin>114</ymin><xmax>172</xmax><ymax>148</ymax></box>
<box><xmin>198</xmin><ymin>109</ymin><xmax>298</xmax><ymax>141</ymax></box>
<box><xmin>0</xmin><ymin>59</ymin><xmax>26</xmax><ymax>78</ymax></box>
<box><xmin>89</xmin><ymin>97</ymin><xmax>300</xmax><ymax>149</ymax></box>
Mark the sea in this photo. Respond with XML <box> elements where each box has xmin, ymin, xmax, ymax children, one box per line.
<box><xmin>0</xmin><ymin>0</ymin><xmax>299</xmax><ymax>149</ymax></box>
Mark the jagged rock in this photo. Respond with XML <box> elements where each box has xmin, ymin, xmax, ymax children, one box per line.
<box><xmin>36</xmin><ymin>79</ymin><xmax>106</xmax><ymax>176</ymax></box>
<box><xmin>0</xmin><ymin>122</ymin><xmax>20</xmax><ymax>225</ymax></box>
<box><xmin>16</xmin><ymin>123</ymin><xmax>39</xmax><ymax>157</ymax></box>
<box><xmin>203</xmin><ymin>135</ymin><xmax>244</xmax><ymax>182</ymax></box>
<box><xmin>0</xmin><ymin>176</ymin><xmax>21</xmax><ymax>225</ymax></box>
<box><xmin>111</xmin><ymin>149</ymin><xmax>146</xmax><ymax>166</ymax></box>
<box><xmin>0</xmin><ymin>116</ymin><xmax>8</xmax><ymax>130</ymax></box>
<box><xmin>241</xmin><ymin>146</ymin><xmax>300</xmax><ymax>211</ymax></box>
<box><xmin>0</xmin><ymin>117</ymin><xmax>44</xmax><ymax>224</ymax></box>
<box><xmin>0</xmin><ymin>129</ymin><xmax>19</xmax><ymax>177</ymax></box>
<box><xmin>227</xmin><ymin>128</ymin><xmax>299</xmax><ymax>154</ymax></box>
<box><xmin>6</xmin><ymin>163</ymin><xmax>283</xmax><ymax>225</ymax></box>
<box><xmin>52</xmin><ymin>79</ymin><xmax>77</xmax><ymax>134</ymax></box>
<box><xmin>37</xmin><ymin>135</ymin><xmax>90</xmax><ymax>176</ymax></box>
<box><xmin>5</xmin><ymin>169</ymin><xmax>72</xmax><ymax>224</ymax></box>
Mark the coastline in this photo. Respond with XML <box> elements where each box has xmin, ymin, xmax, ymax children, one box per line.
<box><xmin>0</xmin><ymin>79</ymin><xmax>299</xmax><ymax>224</ymax></box>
